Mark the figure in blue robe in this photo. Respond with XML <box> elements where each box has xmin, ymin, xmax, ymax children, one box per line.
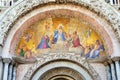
<box><xmin>53</xmin><ymin>30</ymin><xmax>66</xmax><ymax>44</ymax></box>
<box><xmin>37</xmin><ymin>35</ymin><xmax>50</xmax><ymax>49</ymax></box>
<box><xmin>86</xmin><ymin>40</ymin><xmax>105</xmax><ymax>59</ymax></box>
<box><xmin>91</xmin><ymin>45</ymin><xmax>105</xmax><ymax>58</ymax></box>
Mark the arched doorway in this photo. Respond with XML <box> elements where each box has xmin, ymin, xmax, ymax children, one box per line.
<box><xmin>39</xmin><ymin>67</ymin><xmax>84</xmax><ymax>80</ymax></box>
<box><xmin>31</xmin><ymin>61</ymin><xmax>90</xmax><ymax>80</ymax></box>
<box><xmin>23</xmin><ymin>53</ymin><xmax>100</xmax><ymax>80</ymax></box>
<box><xmin>0</xmin><ymin>1</ymin><xmax>120</xmax><ymax>80</ymax></box>
<box><xmin>1</xmin><ymin>0</ymin><xmax>120</xmax><ymax>58</ymax></box>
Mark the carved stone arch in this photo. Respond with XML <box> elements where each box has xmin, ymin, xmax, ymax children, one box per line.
<box><xmin>0</xmin><ymin>0</ymin><xmax>120</xmax><ymax>58</ymax></box>
<box><xmin>23</xmin><ymin>53</ymin><xmax>101</xmax><ymax>80</ymax></box>
<box><xmin>0</xmin><ymin>0</ymin><xmax>120</xmax><ymax>45</ymax></box>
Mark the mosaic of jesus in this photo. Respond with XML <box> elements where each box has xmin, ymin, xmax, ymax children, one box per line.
<box><xmin>16</xmin><ymin>17</ymin><xmax>106</xmax><ymax>59</ymax></box>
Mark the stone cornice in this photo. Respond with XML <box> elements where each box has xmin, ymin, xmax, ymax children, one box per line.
<box><xmin>0</xmin><ymin>0</ymin><xmax>120</xmax><ymax>45</ymax></box>
<box><xmin>2</xmin><ymin>58</ymin><xmax>11</xmax><ymax>63</ymax></box>
<box><xmin>103</xmin><ymin>57</ymin><xmax>120</xmax><ymax>65</ymax></box>
<box><xmin>86</xmin><ymin>56</ymin><xmax>108</xmax><ymax>63</ymax></box>
<box><xmin>112</xmin><ymin>57</ymin><xmax>120</xmax><ymax>61</ymax></box>
<box><xmin>12</xmin><ymin>57</ymin><xmax>37</xmax><ymax>64</ymax></box>
<box><xmin>108</xmin><ymin>59</ymin><xmax>114</xmax><ymax>64</ymax></box>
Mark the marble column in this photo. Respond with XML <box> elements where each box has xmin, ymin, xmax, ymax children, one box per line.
<box><xmin>0</xmin><ymin>45</ymin><xmax>2</xmax><ymax>55</ymax></box>
<box><xmin>108</xmin><ymin>60</ymin><xmax>117</xmax><ymax>80</ymax></box>
<box><xmin>8</xmin><ymin>61</ymin><xmax>14</xmax><ymax>80</ymax></box>
<box><xmin>4</xmin><ymin>0</ymin><xmax>6</xmax><ymax>6</ymax></box>
<box><xmin>3</xmin><ymin>58</ymin><xmax>11</xmax><ymax>80</ymax></box>
<box><xmin>104</xmin><ymin>62</ymin><xmax>112</xmax><ymax>80</ymax></box>
<box><xmin>0</xmin><ymin>57</ymin><xmax>3</xmax><ymax>80</ymax></box>
<box><xmin>12</xmin><ymin>63</ymin><xmax>17</xmax><ymax>80</ymax></box>
<box><xmin>113</xmin><ymin>57</ymin><xmax>120</xmax><ymax>80</ymax></box>
<box><xmin>105</xmin><ymin>0</ymin><xmax>110</xmax><ymax>3</ymax></box>
<box><xmin>114</xmin><ymin>0</ymin><xmax>117</xmax><ymax>4</ymax></box>
<box><xmin>0</xmin><ymin>0</ymin><xmax>3</xmax><ymax>6</ymax></box>
<box><xmin>118</xmin><ymin>0</ymin><xmax>120</xmax><ymax>4</ymax></box>
<box><xmin>11</xmin><ymin>0</ymin><xmax>13</xmax><ymax>5</ymax></box>
<box><xmin>110</xmin><ymin>0</ymin><xmax>114</xmax><ymax>4</ymax></box>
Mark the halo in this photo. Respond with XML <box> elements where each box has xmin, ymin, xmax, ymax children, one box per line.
<box><xmin>57</xmin><ymin>23</ymin><xmax>64</xmax><ymax>29</ymax></box>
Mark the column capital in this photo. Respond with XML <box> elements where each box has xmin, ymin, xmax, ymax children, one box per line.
<box><xmin>11</xmin><ymin>59</ymin><xmax>18</xmax><ymax>67</ymax></box>
<box><xmin>0</xmin><ymin>44</ymin><xmax>3</xmax><ymax>55</ymax></box>
<box><xmin>108</xmin><ymin>59</ymin><xmax>113</xmax><ymax>64</ymax></box>
<box><xmin>13</xmin><ymin>62</ymin><xmax>18</xmax><ymax>67</ymax></box>
<box><xmin>104</xmin><ymin>62</ymin><xmax>109</xmax><ymax>66</ymax></box>
<box><xmin>10</xmin><ymin>59</ymin><xmax>16</xmax><ymax>66</ymax></box>
<box><xmin>3</xmin><ymin>58</ymin><xmax>11</xmax><ymax>63</ymax></box>
<box><xmin>0</xmin><ymin>44</ymin><xmax>3</xmax><ymax>47</ymax></box>
<box><xmin>112</xmin><ymin>57</ymin><xmax>120</xmax><ymax>61</ymax></box>
<box><xmin>0</xmin><ymin>56</ymin><xmax>2</xmax><ymax>61</ymax></box>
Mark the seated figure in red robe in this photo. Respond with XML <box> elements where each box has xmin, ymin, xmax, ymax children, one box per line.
<box><xmin>72</xmin><ymin>31</ymin><xmax>82</xmax><ymax>47</ymax></box>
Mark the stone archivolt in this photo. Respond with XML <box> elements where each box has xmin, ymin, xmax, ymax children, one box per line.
<box><xmin>0</xmin><ymin>1</ymin><xmax>119</xmax><ymax>80</ymax></box>
<box><xmin>23</xmin><ymin>53</ymin><xmax>101</xmax><ymax>80</ymax></box>
<box><xmin>39</xmin><ymin>67</ymin><xmax>84</xmax><ymax>80</ymax></box>
<box><xmin>0</xmin><ymin>0</ymin><xmax>120</xmax><ymax>45</ymax></box>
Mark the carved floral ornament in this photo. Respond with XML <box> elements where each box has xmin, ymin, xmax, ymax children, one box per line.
<box><xmin>0</xmin><ymin>0</ymin><xmax>120</xmax><ymax>45</ymax></box>
<box><xmin>23</xmin><ymin>53</ymin><xmax>101</xmax><ymax>80</ymax></box>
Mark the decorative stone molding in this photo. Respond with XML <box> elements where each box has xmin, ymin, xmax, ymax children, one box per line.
<box><xmin>56</xmin><ymin>0</ymin><xmax>69</xmax><ymax>3</ymax></box>
<box><xmin>3</xmin><ymin>58</ymin><xmax>11</xmax><ymax>63</ymax></box>
<box><xmin>40</xmin><ymin>67</ymin><xmax>84</xmax><ymax>80</ymax></box>
<box><xmin>86</xmin><ymin>57</ymin><xmax>108</xmax><ymax>63</ymax></box>
<box><xmin>10</xmin><ymin>59</ymin><xmax>15</xmax><ymax>65</ymax></box>
<box><xmin>112</xmin><ymin>57</ymin><xmax>120</xmax><ymax>61</ymax></box>
<box><xmin>0</xmin><ymin>0</ymin><xmax>120</xmax><ymax>45</ymax></box>
<box><xmin>12</xmin><ymin>57</ymin><xmax>37</xmax><ymax>64</ymax></box>
<box><xmin>10</xmin><ymin>59</ymin><xmax>18</xmax><ymax>68</ymax></box>
<box><xmin>23</xmin><ymin>53</ymin><xmax>101</xmax><ymax>80</ymax></box>
<box><xmin>104</xmin><ymin>62</ymin><xmax>109</xmax><ymax>66</ymax></box>
<box><xmin>106</xmin><ymin>57</ymin><xmax>120</xmax><ymax>64</ymax></box>
<box><xmin>108</xmin><ymin>59</ymin><xmax>114</xmax><ymax>64</ymax></box>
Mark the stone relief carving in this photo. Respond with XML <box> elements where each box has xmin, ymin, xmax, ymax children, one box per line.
<box><xmin>23</xmin><ymin>53</ymin><xmax>101</xmax><ymax>80</ymax></box>
<box><xmin>40</xmin><ymin>67</ymin><xmax>83</xmax><ymax>80</ymax></box>
<box><xmin>0</xmin><ymin>0</ymin><xmax>120</xmax><ymax>45</ymax></box>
